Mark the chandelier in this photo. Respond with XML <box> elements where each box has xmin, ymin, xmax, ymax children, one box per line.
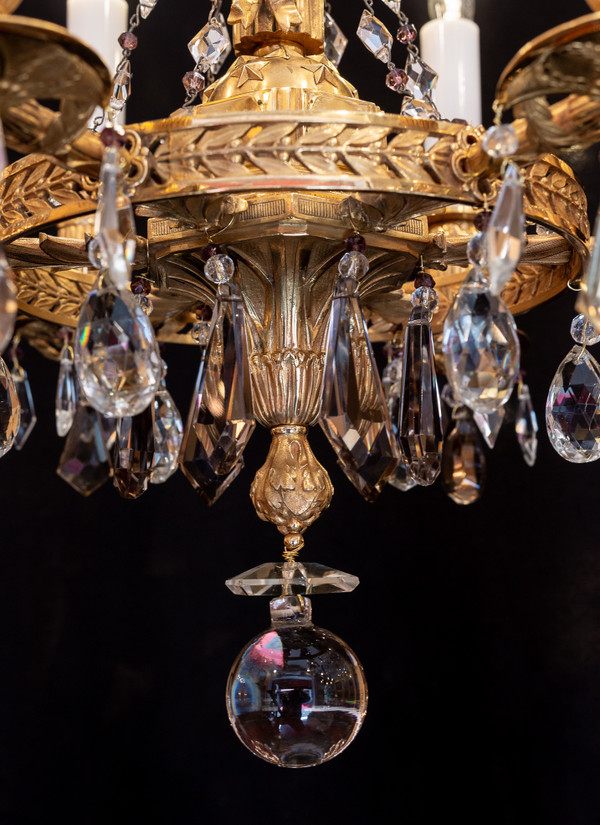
<box><xmin>0</xmin><ymin>0</ymin><xmax>598</xmax><ymax>770</ymax></box>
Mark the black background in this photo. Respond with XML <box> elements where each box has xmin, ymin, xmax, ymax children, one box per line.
<box><xmin>3</xmin><ymin>1</ymin><xmax>600</xmax><ymax>823</ymax></box>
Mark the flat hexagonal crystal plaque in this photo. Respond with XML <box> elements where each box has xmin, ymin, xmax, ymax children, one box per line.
<box><xmin>226</xmin><ymin>561</ymin><xmax>359</xmax><ymax>596</ymax></box>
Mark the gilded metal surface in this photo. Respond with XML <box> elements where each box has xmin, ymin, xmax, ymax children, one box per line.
<box><xmin>228</xmin><ymin>0</ymin><xmax>323</xmax><ymax>56</ymax></box>
<box><xmin>250</xmin><ymin>425</ymin><xmax>334</xmax><ymax>556</ymax></box>
<box><xmin>0</xmin><ymin>2</ymin><xmax>23</xmax><ymax>12</ymax></box>
<box><xmin>0</xmin><ymin>16</ymin><xmax>111</xmax><ymax>156</ymax></box>
<box><xmin>496</xmin><ymin>13</ymin><xmax>600</xmax><ymax>153</ymax></box>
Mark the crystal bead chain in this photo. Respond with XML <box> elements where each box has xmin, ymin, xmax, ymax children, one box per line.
<box><xmin>182</xmin><ymin>0</ymin><xmax>231</xmax><ymax>108</ymax></box>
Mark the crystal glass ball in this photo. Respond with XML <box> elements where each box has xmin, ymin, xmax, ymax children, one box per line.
<box><xmin>227</xmin><ymin>618</ymin><xmax>368</xmax><ymax>768</ymax></box>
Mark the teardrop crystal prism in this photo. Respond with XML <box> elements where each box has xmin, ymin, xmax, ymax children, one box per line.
<box><xmin>320</xmin><ymin>279</ymin><xmax>398</xmax><ymax>501</ymax></box>
<box><xmin>398</xmin><ymin>298</ymin><xmax>443</xmax><ymax>486</ymax></box>
<box><xmin>74</xmin><ymin>285</ymin><xmax>162</xmax><ymax>418</ymax></box>
<box><xmin>545</xmin><ymin>345</ymin><xmax>600</xmax><ymax>463</ymax></box>
<box><xmin>516</xmin><ymin>382</ymin><xmax>538</xmax><ymax>467</ymax></box>
<box><xmin>0</xmin><ymin>247</ymin><xmax>17</xmax><ymax>354</ymax></box>
<box><xmin>56</xmin><ymin>403</ymin><xmax>112</xmax><ymax>496</ymax></box>
<box><xmin>487</xmin><ymin>163</ymin><xmax>525</xmax><ymax>296</ymax></box>
<box><xmin>578</xmin><ymin>204</ymin><xmax>600</xmax><ymax>329</ymax></box>
<box><xmin>442</xmin><ymin>409</ymin><xmax>486</xmax><ymax>505</ymax></box>
<box><xmin>179</xmin><ymin>284</ymin><xmax>255</xmax><ymax>504</ymax></box>
<box><xmin>442</xmin><ymin>268</ymin><xmax>520</xmax><ymax>415</ymax></box>
<box><xmin>382</xmin><ymin>356</ymin><xmax>416</xmax><ymax>492</ymax></box>
<box><xmin>0</xmin><ymin>356</ymin><xmax>19</xmax><ymax>457</ymax></box>
<box><xmin>11</xmin><ymin>365</ymin><xmax>36</xmax><ymax>450</ymax></box>
<box><xmin>473</xmin><ymin>406</ymin><xmax>505</xmax><ymax>448</ymax></box>
<box><xmin>56</xmin><ymin>343</ymin><xmax>78</xmax><ymax>437</ymax></box>
<box><xmin>113</xmin><ymin>403</ymin><xmax>156</xmax><ymax>499</ymax></box>
<box><xmin>151</xmin><ymin>382</ymin><xmax>184</xmax><ymax>485</ymax></box>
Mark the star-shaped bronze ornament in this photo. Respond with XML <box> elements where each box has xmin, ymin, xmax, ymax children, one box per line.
<box><xmin>302</xmin><ymin>61</ymin><xmax>338</xmax><ymax>88</ymax></box>
<box><xmin>228</xmin><ymin>0</ymin><xmax>302</xmax><ymax>32</ymax></box>
<box><xmin>229</xmin><ymin>60</ymin><xmax>267</xmax><ymax>87</ymax></box>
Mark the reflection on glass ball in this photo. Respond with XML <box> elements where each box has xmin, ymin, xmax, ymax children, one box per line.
<box><xmin>227</xmin><ymin>620</ymin><xmax>368</xmax><ymax>768</ymax></box>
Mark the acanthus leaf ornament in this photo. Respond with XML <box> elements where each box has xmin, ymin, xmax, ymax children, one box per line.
<box><xmin>228</xmin><ymin>0</ymin><xmax>302</xmax><ymax>32</ymax></box>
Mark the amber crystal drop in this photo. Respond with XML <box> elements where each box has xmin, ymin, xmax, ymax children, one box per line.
<box><xmin>56</xmin><ymin>404</ymin><xmax>113</xmax><ymax>496</ymax></box>
<box><xmin>320</xmin><ymin>277</ymin><xmax>398</xmax><ymax>501</ymax></box>
<box><xmin>0</xmin><ymin>355</ymin><xmax>19</xmax><ymax>458</ymax></box>
<box><xmin>398</xmin><ymin>289</ymin><xmax>443</xmax><ymax>485</ymax></box>
<box><xmin>442</xmin><ymin>408</ymin><xmax>486</xmax><ymax>505</ymax></box>
<box><xmin>113</xmin><ymin>403</ymin><xmax>156</xmax><ymax>500</ymax></box>
<box><xmin>179</xmin><ymin>283</ymin><xmax>255</xmax><ymax>504</ymax></box>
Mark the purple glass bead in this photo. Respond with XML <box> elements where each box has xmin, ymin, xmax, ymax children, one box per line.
<box><xmin>344</xmin><ymin>234</ymin><xmax>367</xmax><ymax>253</ymax></box>
<box><xmin>118</xmin><ymin>31</ymin><xmax>138</xmax><ymax>51</ymax></box>
<box><xmin>183</xmin><ymin>71</ymin><xmax>206</xmax><ymax>93</ymax></box>
<box><xmin>474</xmin><ymin>211</ymin><xmax>491</xmax><ymax>232</ymax></box>
<box><xmin>396</xmin><ymin>23</ymin><xmax>417</xmax><ymax>44</ymax></box>
<box><xmin>414</xmin><ymin>270</ymin><xmax>435</xmax><ymax>289</ymax></box>
<box><xmin>386</xmin><ymin>67</ymin><xmax>408</xmax><ymax>93</ymax></box>
<box><xmin>199</xmin><ymin>243</ymin><xmax>221</xmax><ymax>262</ymax></box>
<box><xmin>130</xmin><ymin>277</ymin><xmax>151</xmax><ymax>296</ymax></box>
<box><xmin>99</xmin><ymin>126</ymin><xmax>127</xmax><ymax>148</ymax></box>
<box><xmin>195</xmin><ymin>303</ymin><xmax>213</xmax><ymax>322</ymax></box>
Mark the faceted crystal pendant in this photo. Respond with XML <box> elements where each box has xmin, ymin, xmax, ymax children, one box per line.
<box><xmin>324</xmin><ymin>11</ymin><xmax>348</xmax><ymax>67</ymax></box>
<box><xmin>0</xmin><ymin>247</ymin><xmax>17</xmax><ymax>354</ymax></box>
<box><xmin>139</xmin><ymin>0</ymin><xmax>157</xmax><ymax>18</ymax></box>
<box><xmin>151</xmin><ymin>381</ymin><xmax>184</xmax><ymax>485</ymax></box>
<box><xmin>404</xmin><ymin>52</ymin><xmax>438</xmax><ymax>100</ymax></box>
<box><xmin>442</xmin><ymin>407</ymin><xmax>486</xmax><ymax>506</ymax></box>
<box><xmin>398</xmin><ymin>289</ymin><xmax>444</xmax><ymax>486</ymax></box>
<box><xmin>356</xmin><ymin>10</ymin><xmax>393</xmax><ymax>63</ymax></box>
<box><xmin>113</xmin><ymin>403</ymin><xmax>156</xmax><ymax>499</ymax></box>
<box><xmin>0</xmin><ymin>356</ymin><xmax>19</xmax><ymax>458</ymax></box>
<box><xmin>227</xmin><ymin>596</ymin><xmax>367</xmax><ymax>768</ymax></box>
<box><xmin>74</xmin><ymin>284</ymin><xmax>162</xmax><ymax>418</ymax></box>
<box><xmin>578</xmin><ymin>205</ymin><xmax>600</xmax><ymax>329</ymax></box>
<box><xmin>320</xmin><ymin>278</ymin><xmax>398</xmax><ymax>501</ymax></box>
<box><xmin>516</xmin><ymin>382</ymin><xmax>538</xmax><ymax>467</ymax></box>
<box><xmin>87</xmin><ymin>146</ymin><xmax>136</xmax><ymax>291</ymax></box>
<box><xmin>381</xmin><ymin>0</ymin><xmax>402</xmax><ymax>13</ymax></box>
<box><xmin>11</xmin><ymin>365</ymin><xmax>36</xmax><ymax>450</ymax></box>
<box><xmin>487</xmin><ymin>163</ymin><xmax>525</xmax><ymax>296</ymax></box>
<box><xmin>226</xmin><ymin>561</ymin><xmax>360</xmax><ymax>597</ymax></box>
<box><xmin>442</xmin><ymin>268</ymin><xmax>520</xmax><ymax>415</ymax></box>
<box><xmin>545</xmin><ymin>345</ymin><xmax>600</xmax><ymax>463</ymax></box>
<box><xmin>56</xmin><ymin>403</ymin><xmax>112</xmax><ymax>496</ymax></box>
<box><xmin>401</xmin><ymin>94</ymin><xmax>441</xmax><ymax>120</ymax></box>
<box><xmin>109</xmin><ymin>61</ymin><xmax>132</xmax><ymax>113</ymax></box>
<box><xmin>382</xmin><ymin>355</ymin><xmax>417</xmax><ymax>492</ymax></box>
<box><xmin>188</xmin><ymin>13</ymin><xmax>231</xmax><ymax>74</ymax></box>
<box><xmin>179</xmin><ymin>283</ymin><xmax>255</xmax><ymax>504</ymax></box>
<box><xmin>473</xmin><ymin>406</ymin><xmax>505</xmax><ymax>448</ymax></box>
<box><xmin>56</xmin><ymin>343</ymin><xmax>78</xmax><ymax>437</ymax></box>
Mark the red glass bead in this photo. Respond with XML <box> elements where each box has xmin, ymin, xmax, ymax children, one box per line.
<box><xmin>344</xmin><ymin>234</ymin><xmax>366</xmax><ymax>253</ymax></box>
<box><xmin>195</xmin><ymin>303</ymin><xmax>213</xmax><ymax>322</ymax></box>
<box><xmin>118</xmin><ymin>31</ymin><xmax>138</xmax><ymax>50</ymax></box>
<box><xmin>414</xmin><ymin>270</ymin><xmax>435</xmax><ymax>289</ymax></box>
<box><xmin>130</xmin><ymin>277</ymin><xmax>151</xmax><ymax>296</ymax></box>
<box><xmin>396</xmin><ymin>23</ymin><xmax>417</xmax><ymax>44</ymax></box>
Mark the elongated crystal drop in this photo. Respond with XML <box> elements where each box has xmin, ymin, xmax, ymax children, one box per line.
<box><xmin>324</xmin><ymin>11</ymin><xmax>347</xmax><ymax>67</ymax></box>
<box><xmin>578</xmin><ymin>205</ymin><xmax>600</xmax><ymax>329</ymax></box>
<box><xmin>320</xmin><ymin>277</ymin><xmax>398</xmax><ymax>501</ymax></box>
<box><xmin>110</xmin><ymin>61</ymin><xmax>131</xmax><ymax>113</ymax></box>
<box><xmin>139</xmin><ymin>0</ymin><xmax>157</xmax><ymax>18</ymax></box>
<box><xmin>473</xmin><ymin>406</ymin><xmax>505</xmax><ymax>448</ymax></box>
<box><xmin>179</xmin><ymin>283</ymin><xmax>255</xmax><ymax>504</ymax></box>
<box><xmin>487</xmin><ymin>163</ymin><xmax>525</xmax><ymax>296</ymax></box>
<box><xmin>382</xmin><ymin>354</ymin><xmax>416</xmax><ymax>492</ymax></box>
<box><xmin>356</xmin><ymin>10</ymin><xmax>393</xmax><ymax>62</ymax></box>
<box><xmin>0</xmin><ymin>356</ymin><xmax>19</xmax><ymax>458</ymax></box>
<box><xmin>188</xmin><ymin>13</ymin><xmax>231</xmax><ymax>74</ymax></box>
<box><xmin>516</xmin><ymin>382</ymin><xmax>538</xmax><ymax>467</ymax></box>
<box><xmin>56</xmin><ymin>403</ymin><xmax>112</xmax><ymax>496</ymax></box>
<box><xmin>442</xmin><ymin>268</ymin><xmax>520</xmax><ymax>415</ymax></box>
<box><xmin>113</xmin><ymin>403</ymin><xmax>156</xmax><ymax>499</ymax></box>
<box><xmin>545</xmin><ymin>345</ymin><xmax>600</xmax><ymax>463</ymax></box>
<box><xmin>88</xmin><ymin>146</ymin><xmax>136</xmax><ymax>291</ymax></box>
<box><xmin>442</xmin><ymin>408</ymin><xmax>486</xmax><ymax>505</ymax></box>
<box><xmin>74</xmin><ymin>284</ymin><xmax>162</xmax><ymax>418</ymax></box>
<box><xmin>56</xmin><ymin>343</ymin><xmax>77</xmax><ymax>437</ymax></box>
<box><xmin>398</xmin><ymin>287</ymin><xmax>443</xmax><ymax>485</ymax></box>
<box><xmin>0</xmin><ymin>247</ymin><xmax>17</xmax><ymax>354</ymax></box>
<box><xmin>151</xmin><ymin>381</ymin><xmax>184</xmax><ymax>485</ymax></box>
<box><xmin>11</xmin><ymin>365</ymin><xmax>36</xmax><ymax>450</ymax></box>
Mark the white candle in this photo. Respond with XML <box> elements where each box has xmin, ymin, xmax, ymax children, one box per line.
<box><xmin>67</xmin><ymin>0</ymin><xmax>128</xmax><ymax>76</ymax></box>
<box><xmin>420</xmin><ymin>1</ymin><xmax>481</xmax><ymax>125</ymax></box>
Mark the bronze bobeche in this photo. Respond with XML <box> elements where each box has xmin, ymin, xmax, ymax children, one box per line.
<box><xmin>0</xmin><ymin>0</ymin><xmax>593</xmax><ymax>550</ymax></box>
